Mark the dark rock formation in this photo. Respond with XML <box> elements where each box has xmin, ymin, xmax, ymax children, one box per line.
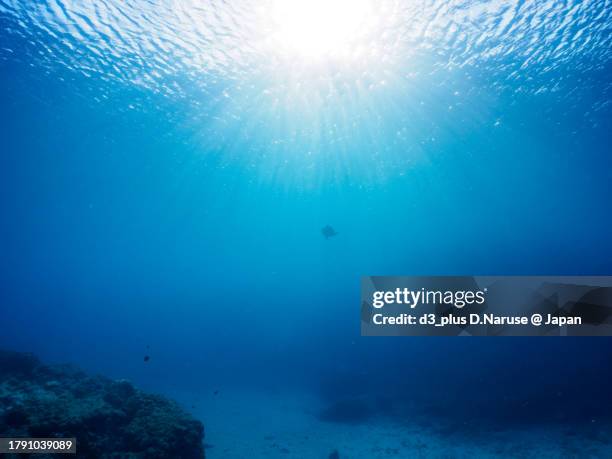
<box><xmin>0</xmin><ymin>349</ymin><xmax>205</xmax><ymax>458</ymax></box>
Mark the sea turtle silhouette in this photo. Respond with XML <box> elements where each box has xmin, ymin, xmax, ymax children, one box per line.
<box><xmin>321</xmin><ymin>225</ymin><xmax>338</xmax><ymax>239</ymax></box>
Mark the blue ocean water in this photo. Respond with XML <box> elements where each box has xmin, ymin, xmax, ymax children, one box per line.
<box><xmin>1</xmin><ymin>1</ymin><xmax>612</xmax><ymax>457</ymax></box>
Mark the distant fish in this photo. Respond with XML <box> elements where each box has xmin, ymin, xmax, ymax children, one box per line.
<box><xmin>213</xmin><ymin>390</ymin><xmax>219</xmax><ymax>396</ymax></box>
<box><xmin>321</xmin><ymin>225</ymin><xmax>338</xmax><ymax>239</ymax></box>
<box><xmin>144</xmin><ymin>355</ymin><xmax>150</xmax><ymax>362</ymax></box>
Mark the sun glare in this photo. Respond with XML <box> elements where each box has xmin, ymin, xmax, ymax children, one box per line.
<box><xmin>269</xmin><ymin>0</ymin><xmax>374</xmax><ymax>60</ymax></box>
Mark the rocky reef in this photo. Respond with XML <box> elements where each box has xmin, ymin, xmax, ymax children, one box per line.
<box><xmin>0</xmin><ymin>349</ymin><xmax>205</xmax><ymax>458</ymax></box>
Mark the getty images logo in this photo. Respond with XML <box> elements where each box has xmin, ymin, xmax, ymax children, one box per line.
<box><xmin>371</xmin><ymin>287</ymin><xmax>488</xmax><ymax>309</ymax></box>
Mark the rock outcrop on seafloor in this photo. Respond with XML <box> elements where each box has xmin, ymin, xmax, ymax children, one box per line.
<box><xmin>0</xmin><ymin>349</ymin><xmax>205</xmax><ymax>459</ymax></box>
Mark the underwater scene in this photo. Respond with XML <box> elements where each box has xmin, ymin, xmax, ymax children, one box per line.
<box><xmin>1</xmin><ymin>0</ymin><xmax>612</xmax><ymax>458</ymax></box>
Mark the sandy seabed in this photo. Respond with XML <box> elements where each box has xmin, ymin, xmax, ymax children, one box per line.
<box><xmin>169</xmin><ymin>389</ymin><xmax>612</xmax><ymax>459</ymax></box>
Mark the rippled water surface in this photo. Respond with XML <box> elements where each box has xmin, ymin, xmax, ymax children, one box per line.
<box><xmin>3</xmin><ymin>1</ymin><xmax>611</xmax><ymax>120</ymax></box>
<box><xmin>3</xmin><ymin>1</ymin><xmax>610</xmax><ymax>185</ymax></box>
<box><xmin>3</xmin><ymin>0</ymin><xmax>611</xmax><ymax>85</ymax></box>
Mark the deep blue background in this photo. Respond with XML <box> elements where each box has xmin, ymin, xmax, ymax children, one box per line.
<box><xmin>1</xmin><ymin>0</ymin><xmax>611</xmax><ymax>429</ymax></box>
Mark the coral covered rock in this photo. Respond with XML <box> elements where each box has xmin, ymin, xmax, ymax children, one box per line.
<box><xmin>0</xmin><ymin>349</ymin><xmax>205</xmax><ymax>458</ymax></box>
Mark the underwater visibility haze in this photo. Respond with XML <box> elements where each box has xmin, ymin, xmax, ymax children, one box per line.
<box><xmin>1</xmin><ymin>0</ymin><xmax>612</xmax><ymax>457</ymax></box>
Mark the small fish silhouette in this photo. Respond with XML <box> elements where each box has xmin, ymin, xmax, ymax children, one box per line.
<box><xmin>321</xmin><ymin>225</ymin><xmax>338</xmax><ymax>239</ymax></box>
<box><xmin>144</xmin><ymin>355</ymin><xmax>150</xmax><ymax>362</ymax></box>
